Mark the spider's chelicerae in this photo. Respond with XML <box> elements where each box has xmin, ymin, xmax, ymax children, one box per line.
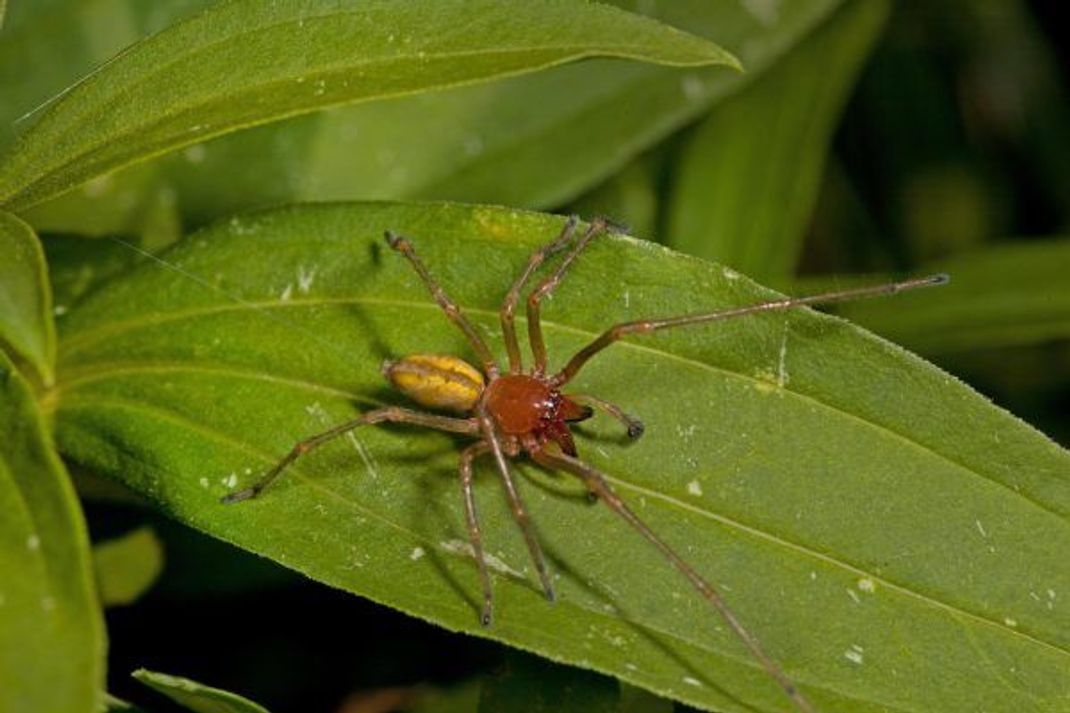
<box><xmin>223</xmin><ymin>216</ymin><xmax>946</xmax><ymax>712</ymax></box>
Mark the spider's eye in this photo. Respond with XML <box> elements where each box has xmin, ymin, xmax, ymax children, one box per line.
<box><xmin>382</xmin><ymin>354</ymin><xmax>484</xmax><ymax>413</ymax></box>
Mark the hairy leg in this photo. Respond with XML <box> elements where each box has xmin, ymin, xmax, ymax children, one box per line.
<box><xmin>500</xmin><ymin>216</ymin><xmax>579</xmax><ymax>373</ymax></box>
<box><xmin>385</xmin><ymin>231</ymin><xmax>500</xmax><ymax>377</ymax></box>
<box><xmin>531</xmin><ymin>447</ymin><xmax>815</xmax><ymax>713</ymax></box>
<box><xmin>526</xmin><ymin>217</ymin><xmax>614</xmax><ymax>375</ymax></box>
<box><xmin>479</xmin><ymin>414</ymin><xmax>556</xmax><ymax>602</ymax></box>
<box><xmin>459</xmin><ymin>442</ymin><xmax>495</xmax><ymax>626</ymax></box>
<box><xmin>222</xmin><ymin>407</ymin><xmax>478</xmax><ymax>503</ymax></box>
<box><xmin>553</xmin><ymin>274</ymin><xmax>949</xmax><ymax>386</ymax></box>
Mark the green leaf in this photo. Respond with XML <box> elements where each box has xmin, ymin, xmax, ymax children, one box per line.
<box><xmin>51</xmin><ymin>203</ymin><xmax>1070</xmax><ymax>711</ymax></box>
<box><xmin>479</xmin><ymin>651</ymin><xmax>618</xmax><ymax>713</ymax></box>
<box><xmin>20</xmin><ymin>0</ymin><xmax>838</xmax><ymax>235</ymax></box>
<box><xmin>132</xmin><ymin>669</ymin><xmax>270</xmax><ymax>713</ymax></box>
<box><xmin>0</xmin><ymin>0</ymin><xmax>736</xmax><ymax>211</ymax></box>
<box><xmin>93</xmin><ymin>526</ymin><xmax>164</xmax><ymax>607</ymax></box>
<box><xmin>665</xmin><ymin>0</ymin><xmax>888</xmax><ymax>281</ymax></box>
<box><xmin>798</xmin><ymin>238</ymin><xmax>1070</xmax><ymax>354</ymax></box>
<box><xmin>0</xmin><ymin>210</ymin><xmax>55</xmax><ymax>385</ymax></box>
<box><xmin>0</xmin><ymin>350</ymin><xmax>105</xmax><ymax>713</ymax></box>
<box><xmin>104</xmin><ymin>693</ymin><xmax>149</xmax><ymax>713</ymax></box>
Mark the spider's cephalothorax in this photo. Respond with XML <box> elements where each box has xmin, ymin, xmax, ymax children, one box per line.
<box><xmin>223</xmin><ymin>215</ymin><xmax>947</xmax><ymax>713</ymax></box>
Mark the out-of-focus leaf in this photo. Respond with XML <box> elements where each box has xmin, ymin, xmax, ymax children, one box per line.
<box><xmin>51</xmin><ymin>203</ymin><xmax>1070</xmax><ymax>711</ymax></box>
<box><xmin>478</xmin><ymin>651</ymin><xmax>618</xmax><ymax>713</ymax></box>
<box><xmin>568</xmin><ymin>155</ymin><xmax>660</xmax><ymax>240</ymax></box>
<box><xmin>799</xmin><ymin>238</ymin><xmax>1070</xmax><ymax>354</ymax></box>
<box><xmin>104</xmin><ymin>693</ymin><xmax>148</xmax><ymax>713</ymax></box>
<box><xmin>22</xmin><ymin>1</ymin><xmax>842</xmax><ymax>235</ymax></box>
<box><xmin>406</xmin><ymin>681</ymin><xmax>481</xmax><ymax>713</ymax></box>
<box><xmin>133</xmin><ymin>669</ymin><xmax>270</xmax><ymax>713</ymax></box>
<box><xmin>665</xmin><ymin>0</ymin><xmax>888</xmax><ymax>281</ymax></box>
<box><xmin>0</xmin><ymin>350</ymin><xmax>104</xmax><ymax>713</ymax></box>
<box><xmin>0</xmin><ymin>210</ymin><xmax>55</xmax><ymax>385</ymax></box>
<box><xmin>93</xmin><ymin>526</ymin><xmax>164</xmax><ymax>606</ymax></box>
<box><xmin>0</xmin><ymin>0</ymin><xmax>735</xmax><ymax>211</ymax></box>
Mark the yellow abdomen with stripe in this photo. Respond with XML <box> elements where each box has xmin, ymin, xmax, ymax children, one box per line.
<box><xmin>382</xmin><ymin>354</ymin><xmax>484</xmax><ymax>413</ymax></box>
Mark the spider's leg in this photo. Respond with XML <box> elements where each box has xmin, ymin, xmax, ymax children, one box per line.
<box><xmin>531</xmin><ymin>447</ymin><xmax>815</xmax><ymax>713</ymax></box>
<box><xmin>526</xmin><ymin>217</ymin><xmax>614</xmax><ymax>375</ymax></box>
<box><xmin>385</xmin><ymin>231</ymin><xmax>500</xmax><ymax>377</ymax></box>
<box><xmin>222</xmin><ymin>407</ymin><xmax>478</xmax><ymax>503</ymax></box>
<box><xmin>500</xmin><ymin>215</ymin><xmax>580</xmax><ymax>374</ymax></box>
<box><xmin>552</xmin><ymin>274</ymin><xmax>949</xmax><ymax>386</ymax></box>
<box><xmin>459</xmin><ymin>442</ymin><xmax>495</xmax><ymax>626</ymax></box>
<box><xmin>567</xmin><ymin>393</ymin><xmax>644</xmax><ymax>440</ymax></box>
<box><xmin>479</xmin><ymin>415</ymin><xmax>556</xmax><ymax>602</ymax></box>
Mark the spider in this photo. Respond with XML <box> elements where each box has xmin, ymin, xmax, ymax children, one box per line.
<box><xmin>222</xmin><ymin>216</ymin><xmax>946</xmax><ymax>713</ymax></box>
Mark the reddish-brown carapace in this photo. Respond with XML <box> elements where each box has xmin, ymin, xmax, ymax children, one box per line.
<box><xmin>223</xmin><ymin>216</ymin><xmax>947</xmax><ymax>713</ymax></box>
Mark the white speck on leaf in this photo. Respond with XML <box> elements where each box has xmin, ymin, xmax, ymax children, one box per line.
<box><xmin>687</xmin><ymin>480</ymin><xmax>703</xmax><ymax>497</ymax></box>
<box><xmin>297</xmin><ymin>265</ymin><xmax>317</xmax><ymax>293</ymax></box>
<box><xmin>1004</xmin><ymin>617</ymin><xmax>1018</xmax><ymax>627</ymax></box>
<box><xmin>844</xmin><ymin>648</ymin><xmax>864</xmax><ymax>665</ymax></box>
<box><xmin>722</xmin><ymin>267</ymin><xmax>740</xmax><ymax>281</ymax></box>
<box><xmin>846</xmin><ymin>588</ymin><xmax>861</xmax><ymax>604</ymax></box>
<box><xmin>857</xmin><ymin>577</ymin><xmax>876</xmax><ymax>593</ymax></box>
<box><xmin>975</xmin><ymin>519</ymin><xmax>988</xmax><ymax>538</ymax></box>
<box><xmin>776</xmin><ymin>322</ymin><xmax>790</xmax><ymax>387</ymax></box>
<box><xmin>199</xmin><ymin>477</ymin><xmax>209</xmax><ymax>488</ymax></box>
<box><xmin>410</xmin><ymin>547</ymin><xmax>425</xmax><ymax>561</ymax></box>
<box><xmin>27</xmin><ymin>534</ymin><xmax>40</xmax><ymax>551</ymax></box>
<box><xmin>222</xmin><ymin>473</ymin><xmax>238</xmax><ymax>489</ymax></box>
<box><xmin>683</xmin><ymin>676</ymin><xmax>703</xmax><ymax>687</ymax></box>
<box><xmin>439</xmin><ymin>540</ymin><xmax>523</xmax><ymax>578</ymax></box>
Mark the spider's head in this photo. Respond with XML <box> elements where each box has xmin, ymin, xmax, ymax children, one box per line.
<box><xmin>381</xmin><ymin>354</ymin><xmax>484</xmax><ymax>413</ymax></box>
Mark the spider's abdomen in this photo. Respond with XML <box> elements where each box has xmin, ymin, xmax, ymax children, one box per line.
<box><xmin>383</xmin><ymin>354</ymin><xmax>484</xmax><ymax>413</ymax></box>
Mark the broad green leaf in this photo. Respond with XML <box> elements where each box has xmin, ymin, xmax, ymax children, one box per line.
<box><xmin>797</xmin><ymin>238</ymin><xmax>1070</xmax><ymax>355</ymax></box>
<box><xmin>93</xmin><ymin>526</ymin><xmax>164</xmax><ymax>606</ymax></box>
<box><xmin>50</xmin><ymin>203</ymin><xmax>1070</xmax><ymax>711</ymax></box>
<box><xmin>21</xmin><ymin>0</ymin><xmax>840</xmax><ymax>235</ymax></box>
<box><xmin>665</xmin><ymin>0</ymin><xmax>887</xmax><ymax>281</ymax></box>
<box><xmin>0</xmin><ymin>350</ymin><xmax>104</xmax><ymax>713</ymax></box>
<box><xmin>0</xmin><ymin>0</ymin><xmax>6</xmax><ymax>29</ymax></box>
<box><xmin>0</xmin><ymin>0</ymin><xmax>736</xmax><ymax>211</ymax></box>
<box><xmin>0</xmin><ymin>0</ymin><xmax>215</xmax><ymax>151</ymax></box>
<box><xmin>479</xmin><ymin>651</ymin><xmax>618</xmax><ymax>713</ymax></box>
<box><xmin>133</xmin><ymin>669</ymin><xmax>270</xmax><ymax>713</ymax></box>
<box><xmin>0</xmin><ymin>210</ymin><xmax>55</xmax><ymax>385</ymax></box>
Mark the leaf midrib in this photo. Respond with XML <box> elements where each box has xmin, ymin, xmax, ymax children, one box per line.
<box><xmin>55</xmin><ymin>294</ymin><xmax>1067</xmax><ymax>524</ymax></box>
<box><xmin>54</xmin><ymin>367</ymin><xmax>1070</xmax><ymax>661</ymax></box>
